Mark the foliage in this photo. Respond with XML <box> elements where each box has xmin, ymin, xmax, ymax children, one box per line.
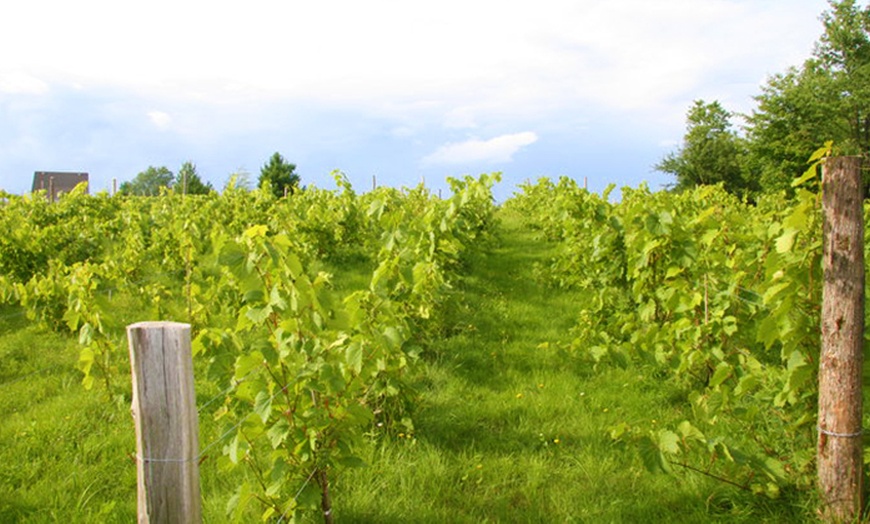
<box><xmin>506</xmin><ymin>155</ymin><xmax>854</xmax><ymax>498</ymax></box>
<box><xmin>259</xmin><ymin>152</ymin><xmax>301</xmax><ymax>198</ymax></box>
<box><xmin>745</xmin><ymin>0</ymin><xmax>870</xmax><ymax>194</ymax></box>
<box><xmin>658</xmin><ymin>2</ymin><xmax>870</xmax><ymax>197</ymax></box>
<box><xmin>0</xmin><ymin>172</ymin><xmax>500</xmax><ymax>521</ymax></box>
<box><xmin>119</xmin><ymin>166</ymin><xmax>174</xmax><ymax>196</ymax></box>
<box><xmin>656</xmin><ymin>100</ymin><xmax>753</xmax><ymax>197</ymax></box>
<box><xmin>175</xmin><ymin>161</ymin><xmax>214</xmax><ymax>195</ymax></box>
<box><xmin>3</xmin><ymin>200</ymin><xmax>818</xmax><ymax>521</ymax></box>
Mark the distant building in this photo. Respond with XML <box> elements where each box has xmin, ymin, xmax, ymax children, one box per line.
<box><xmin>31</xmin><ymin>171</ymin><xmax>89</xmax><ymax>201</ymax></box>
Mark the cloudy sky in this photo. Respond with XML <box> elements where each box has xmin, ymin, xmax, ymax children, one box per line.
<box><xmin>0</xmin><ymin>0</ymin><xmax>832</xmax><ymax>200</ymax></box>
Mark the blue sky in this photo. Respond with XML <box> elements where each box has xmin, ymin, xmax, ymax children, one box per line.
<box><xmin>0</xmin><ymin>0</ymin><xmax>832</xmax><ymax>201</ymax></box>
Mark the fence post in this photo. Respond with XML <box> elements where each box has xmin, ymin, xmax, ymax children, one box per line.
<box><xmin>127</xmin><ymin>321</ymin><xmax>202</xmax><ymax>524</ymax></box>
<box><xmin>818</xmin><ymin>156</ymin><xmax>864</xmax><ymax>522</ymax></box>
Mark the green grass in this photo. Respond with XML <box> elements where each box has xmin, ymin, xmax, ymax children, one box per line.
<box><xmin>0</xmin><ymin>209</ymin><xmax>816</xmax><ymax>522</ymax></box>
<box><xmin>0</xmin><ymin>310</ymin><xmax>136</xmax><ymax>522</ymax></box>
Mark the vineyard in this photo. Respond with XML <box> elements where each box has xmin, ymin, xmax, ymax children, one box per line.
<box><xmin>0</xmin><ymin>170</ymin><xmax>865</xmax><ymax>522</ymax></box>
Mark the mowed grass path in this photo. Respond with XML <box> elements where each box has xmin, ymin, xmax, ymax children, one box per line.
<box><xmin>335</xmin><ymin>208</ymin><xmax>790</xmax><ymax>523</ymax></box>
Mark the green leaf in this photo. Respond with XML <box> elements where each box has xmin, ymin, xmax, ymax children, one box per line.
<box><xmin>286</xmin><ymin>253</ymin><xmax>303</xmax><ymax>279</ymax></box>
<box><xmin>733</xmin><ymin>374</ymin><xmax>760</xmax><ymax>396</ymax></box>
<box><xmin>243</xmin><ymin>289</ymin><xmax>265</xmax><ymax>303</ymax></box>
<box><xmin>346</xmin><ymin>341</ymin><xmax>363</xmax><ymax>374</ymax></box>
<box><xmin>321</xmin><ymin>363</ymin><xmax>346</xmax><ymax>394</ymax></box>
<box><xmin>763</xmin><ymin>282</ymin><xmax>790</xmax><ymax>305</ymax></box>
<box><xmin>791</xmin><ymin>166</ymin><xmax>818</xmax><ymax>187</ymax></box>
<box><xmin>254</xmin><ymin>390</ymin><xmax>272</xmax><ymax>423</ymax></box>
<box><xmin>243</xmin><ymin>224</ymin><xmax>268</xmax><ymax>239</ymax></box>
<box><xmin>78</xmin><ymin>322</ymin><xmax>94</xmax><ymax>346</ymax></box>
<box><xmin>266</xmin><ymin>458</ymin><xmax>289</xmax><ymax>497</ymax></box>
<box><xmin>226</xmin><ymin>432</ymin><xmax>246</xmax><ymax>464</ymax></box>
<box><xmin>245</xmin><ymin>304</ymin><xmax>273</xmax><ymax>325</ymax></box>
<box><xmin>709</xmin><ymin>362</ymin><xmax>732</xmax><ymax>389</ymax></box>
<box><xmin>227</xmin><ymin>481</ymin><xmax>253</xmax><ymax>524</ymax></box>
<box><xmin>608</xmin><ymin>421</ymin><xmax>631</xmax><ymax>441</ymax></box>
<box><xmin>677</xmin><ymin>421</ymin><xmax>705</xmax><ymax>442</ymax></box>
<box><xmin>235</xmin><ymin>351</ymin><xmax>264</xmax><ymax>380</ymax></box>
<box><xmin>63</xmin><ymin>308</ymin><xmax>80</xmax><ymax>332</ymax></box>
<box><xmin>639</xmin><ymin>435</ymin><xmax>671</xmax><ymax>474</ymax></box>
<box><xmin>760</xmin><ymin>456</ymin><xmax>787</xmax><ymax>482</ymax></box>
<box><xmin>589</xmin><ymin>346</ymin><xmax>608</xmax><ymax>362</ymax></box>
<box><xmin>665</xmin><ymin>266</ymin><xmax>683</xmax><ymax>279</ymax></box>
<box><xmin>807</xmin><ymin>141</ymin><xmax>833</xmax><ymax>163</ymax></box>
<box><xmin>77</xmin><ymin>346</ymin><xmax>95</xmax><ymax>385</ymax></box>
<box><xmin>267</xmin><ymin>418</ymin><xmax>291</xmax><ymax>448</ymax></box>
<box><xmin>345</xmin><ymin>403</ymin><xmax>374</xmax><ymax>425</ymax></box>
<box><xmin>268</xmin><ymin>285</ymin><xmax>287</xmax><ymax>310</ymax></box>
<box><xmin>638</xmin><ymin>299</ymin><xmax>656</xmax><ymax>322</ymax></box>
<box><xmin>383</xmin><ymin>326</ymin><xmax>404</xmax><ymax>350</ymax></box>
<box><xmin>218</xmin><ymin>243</ymin><xmax>246</xmax><ymax>271</ymax></box>
<box><xmin>775</xmin><ymin>229</ymin><xmax>798</xmax><ymax>254</ymax></box>
<box><xmin>657</xmin><ymin>429</ymin><xmax>681</xmax><ymax>455</ymax></box>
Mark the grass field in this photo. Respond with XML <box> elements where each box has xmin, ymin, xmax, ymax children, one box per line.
<box><xmin>0</xmin><ymin>208</ymin><xmax>815</xmax><ymax>522</ymax></box>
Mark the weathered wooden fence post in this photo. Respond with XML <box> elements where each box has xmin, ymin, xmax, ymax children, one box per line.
<box><xmin>818</xmin><ymin>156</ymin><xmax>865</xmax><ymax>522</ymax></box>
<box><xmin>127</xmin><ymin>321</ymin><xmax>202</xmax><ymax>524</ymax></box>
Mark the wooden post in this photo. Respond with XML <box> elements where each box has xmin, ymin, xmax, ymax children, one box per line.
<box><xmin>127</xmin><ymin>321</ymin><xmax>202</xmax><ymax>524</ymax></box>
<box><xmin>818</xmin><ymin>156</ymin><xmax>864</xmax><ymax>522</ymax></box>
<box><xmin>48</xmin><ymin>176</ymin><xmax>54</xmax><ymax>202</ymax></box>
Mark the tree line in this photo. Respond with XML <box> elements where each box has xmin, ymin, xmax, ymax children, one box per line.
<box><xmin>119</xmin><ymin>152</ymin><xmax>300</xmax><ymax>198</ymax></box>
<box><xmin>658</xmin><ymin>0</ymin><xmax>870</xmax><ymax>198</ymax></box>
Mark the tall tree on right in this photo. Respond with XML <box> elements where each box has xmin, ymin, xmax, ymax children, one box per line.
<box><xmin>258</xmin><ymin>152</ymin><xmax>300</xmax><ymax>198</ymax></box>
<box><xmin>745</xmin><ymin>0</ymin><xmax>870</xmax><ymax>194</ymax></box>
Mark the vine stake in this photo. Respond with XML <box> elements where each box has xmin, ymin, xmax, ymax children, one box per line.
<box><xmin>817</xmin><ymin>156</ymin><xmax>864</xmax><ymax>522</ymax></box>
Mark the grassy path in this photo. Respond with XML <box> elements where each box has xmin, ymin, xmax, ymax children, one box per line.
<box><xmin>338</xmin><ymin>209</ymin><xmax>758</xmax><ymax>523</ymax></box>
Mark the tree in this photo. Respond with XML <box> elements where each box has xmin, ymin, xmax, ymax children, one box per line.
<box><xmin>258</xmin><ymin>152</ymin><xmax>300</xmax><ymax>198</ymax></box>
<box><xmin>655</xmin><ymin>100</ymin><xmax>751</xmax><ymax>196</ymax></box>
<box><xmin>745</xmin><ymin>0</ymin><xmax>870</xmax><ymax>193</ymax></box>
<box><xmin>119</xmin><ymin>166</ymin><xmax>174</xmax><ymax>196</ymax></box>
<box><xmin>174</xmin><ymin>161</ymin><xmax>213</xmax><ymax>195</ymax></box>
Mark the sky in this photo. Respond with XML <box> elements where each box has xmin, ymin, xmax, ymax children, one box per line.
<box><xmin>0</xmin><ymin>0</ymin><xmax>834</xmax><ymax>201</ymax></box>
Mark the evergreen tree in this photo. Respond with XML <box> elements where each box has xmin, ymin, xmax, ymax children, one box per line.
<box><xmin>258</xmin><ymin>152</ymin><xmax>300</xmax><ymax>198</ymax></box>
<box><xmin>174</xmin><ymin>161</ymin><xmax>213</xmax><ymax>195</ymax></box>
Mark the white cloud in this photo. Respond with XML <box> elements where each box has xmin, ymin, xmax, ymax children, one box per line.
<box><xmin>443</xmin><ymin>107</ymin><xmax>480</xmax><ymax>130</ymax></box>
<box><xmin>147</xmin><ymin>111</ymin><xmax>171</xmax><ymax>129</ymax></box>
<box><xmin>0</xmin><ymin>0</ymin><xmax>833</xmax><ymax>197</ymax></box>
<box><xmin>0</xmin><ymin>71</ymin><xmax>48</xmax><ymax>94</ymax></box>
<box><xmin>422</xmin><ymin>132</ymin><xmax>539</xmax><ymax>166</ymax></box>
<box><xmin>0</xmin><ymin>1</ymin><xmax>829</xmax><ymax>115</ymax></box>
